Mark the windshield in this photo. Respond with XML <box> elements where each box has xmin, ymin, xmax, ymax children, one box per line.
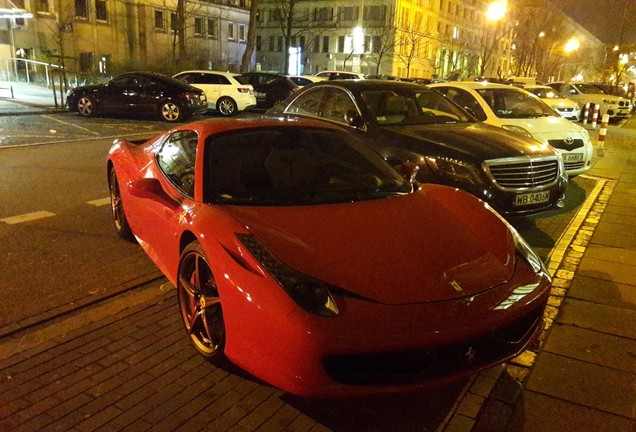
<box><xmin>576</xmin><ymin>84</ymin><xmax>605</xmax><ymax>94</ymax></box>
<box><xmin>475</xmin><ymin>88</ymin><xmax>557</xmax><ymax>118</ymax></box>
<box><xmin>527</xmin><ymin>87</ymin><xmax>562</xmax><ymax>99</ymax></box>
<box><xmin>203</xmin><ymin>127</ymin><xmax>412</xmax><ymax>206</ymax></box>
<box><xmin>360</xmin><ymin>88</ymin><xmax>473</xmax><ymax>126</ymax></box>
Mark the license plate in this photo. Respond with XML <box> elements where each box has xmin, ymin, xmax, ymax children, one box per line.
<box><xmin>514</xmin><ymin>191</ymin><xmax>550</xmax><ymax>207</ymax></box>
<box><xmin>563</xmin><ymin>153</ymin><xmax>583</xmax><ymax>162</ymax></box>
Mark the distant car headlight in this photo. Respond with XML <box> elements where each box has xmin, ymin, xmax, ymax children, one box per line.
<box><xmin>502</xmin><ymin>125</ymin><xmax>533</xmax><ymax>138</ymax></box>
<box><xmin>424</xmin><ymin>156</ymin><xmax>481</xmax><ymax>184</ymax></box>
<box><xmin>236</xmin><ymin>233</ymin><xmax>339</xmax><ymax>317</ymax></box>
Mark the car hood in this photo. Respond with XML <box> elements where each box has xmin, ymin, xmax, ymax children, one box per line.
<box><xmin>375</xmin><ymin>122</ymin><xmax>554</xmax><ymax>161</ymax></box>
<box><xmin>542</xmin><ymin>98</ymin><xmax>579</xmax><ymax>109</ymax></box>
<box><xmin>223</xmin><ymin>187</ymin><xmax>516</xmax><ymax>305</ymax></box>
<box><xmin>497</xmin><ymin>116</ymin><xmax>584</xmax><ymax>135</ymax></box>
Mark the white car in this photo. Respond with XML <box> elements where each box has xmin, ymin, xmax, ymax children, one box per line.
<box><xmin>287</xmin><ymin>75</ymin><xmax>328</xmax><ymax>86</ymax></box>
<box><xmin>525</xmin><ymin>85</ymin><xmax>581</xmax><ymax>121</ymax></box>
<box><xmin>545</xmin><ymin>82</ymin><xmax>631</xmax><ymax>120</ymax></box>
<box><xmin>173</xmin><ymin>70</ymin><xmax>256</xmax><ymax>116</ymax></box>
<box><xmin>429</xmin><ymin>81</ymin><xmax>593</xmax><ymax>176</ymax></box>
<box><xmin>313</xmin><ymin>70</ymin><xmax>366</xmax><ymax>80</ymax></box>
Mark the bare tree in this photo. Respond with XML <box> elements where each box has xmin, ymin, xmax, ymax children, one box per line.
<box><xmin>394</xmin><ymin>13</ymin><xmax>434</xmax><ymax>77</ymax></box>
<box><xmin>241</xmin><ymin>0</ymin><xmax>260</xmax><ymax>72</ymax></box>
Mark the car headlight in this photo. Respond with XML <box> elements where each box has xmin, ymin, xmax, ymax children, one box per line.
<box><xmin>484</xmin><ymin>207</ymin><xmax>546</xmax><ymax>274</ymax></box>
<box><xmin>502</xmin><ymin>125</ymin><xmax>533</xmax><ymax>138</ymax></box>
<box><xmin>424</xmin><ymin>156</ymin><xmax>481</xmax><ymax>184</ymax></box>
<box><xmin>236</xmin><ymin>233</ymin><xmax>339</xmax><ymax>317</ymax></box>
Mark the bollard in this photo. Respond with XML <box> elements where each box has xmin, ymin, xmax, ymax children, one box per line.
<box><xmin>582</xmin><ymin>103</ymin><xmax>590</xmax><ymax>124</ymax></box>
<box><xmin>598</xmin><ymin>113</ymin><xmax>609</xmax><ymax>149</ymax></box>
<box><xmin>591</xmin><ymin>104</ymin><xmax>599</xmax><ymax>128</ymax></box>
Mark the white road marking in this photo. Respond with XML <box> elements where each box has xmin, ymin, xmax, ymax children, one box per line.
<box><xmin>0</xmin><ymin>211</ymin><xmax>56</xmax><ymax>225</ymax></box>
<box><xmin>87</xmin><ymin>197</ymin><xmax>111</xmax><ymax>206</ymax></box>
<box><xmin>41</xmin><ymin>115</ymin><xmax>101</xmax><ymax>135</ymax></box>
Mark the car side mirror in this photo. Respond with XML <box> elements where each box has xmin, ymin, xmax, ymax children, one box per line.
<box><xmin>398</xmin><ymin>162</ymin><xmax>420</xmax><ymax>185</ymax></box>
<box><xmin>128</xmin><ymin>178</ymin><xmax>178</xmax><ymax>208</ymax></box>
<box><xmin>344</xmin><ymin>109</ymin><xmax>365</xmax><ymax>129</ymax></box>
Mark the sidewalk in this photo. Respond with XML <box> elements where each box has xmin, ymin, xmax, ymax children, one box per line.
<box><xmin>0</xmin><ymin>80</ymin><xmax>67</xmax><ymax>115</ymax></box>
<box><xmin>0</xmin><ymin>84</ymin><xmax>634</xmax><ymax>431</ymax></box>
<box><xmin>474</xmin><ymin>117</ymin><xmax>636</xmax><ymax>432</ymax></box>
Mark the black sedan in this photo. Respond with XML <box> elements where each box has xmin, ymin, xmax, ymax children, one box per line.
<box><xmin>266</xmin><ymin>80</ymin><xmax>568</xmax><ymax>217</ymax></box>
<box><xmin>236</xmin><ymin>72</ymin><xmax>297</xmax><ymax>109</ymax></box>
<box><xmin>66</xmin><ymin>72</ymin><xmax>208</xmax><ymax>122</ymax></box>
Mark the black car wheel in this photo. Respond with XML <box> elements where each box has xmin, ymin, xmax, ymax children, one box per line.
<box><xmin>178</xmin><ymin>242</ymin><xmax>226</xmax><ymax>360</ymax></box>
<box><xmin>77</xmin><ymin>96</ymin><xmax>97</xmax><ymax>117</ymax></box>
<box><xmin>108</xmin><ymin>168</ymin><xmax>135</xmax><ymax>242</ymax></box>
<box><xmin>217</xmin><ymin>97</ymin><xmax>238</xmax><ymax>116</ymax></box>
<box><xmin>159</xmin><ymin>101</ymin><xmax>183</xmax><ymax>122</ymax></box>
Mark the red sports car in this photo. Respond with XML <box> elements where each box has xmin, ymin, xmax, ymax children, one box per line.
<box><xmin>107</xmin><ymin>117</ymin><xmax>550</xmax><ymax>397</ymax></box>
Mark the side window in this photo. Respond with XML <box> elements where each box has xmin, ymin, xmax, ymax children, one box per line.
<box><xmin>285</xmin><ymin>87</ymin><xmax>326</xmax><ymax>117</ymax></box>
<box><xmin>156</xmin><ymin>130</ymin><xmax>199</xmax><ymax>197</ymax></box>
<box><xmin>443</xmin><ymin>87</ymin><xmax>487</xmax><ymax>121</ymax></box>
<box><xmin>322</xmin><ymin>88</ymin><xmax>357</xmax><ymax>124</ymax></box>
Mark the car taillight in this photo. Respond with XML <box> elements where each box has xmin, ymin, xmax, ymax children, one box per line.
<box><xmin>237</xmin><ymin>87</ymin><xmax>250</xmax><ymax>93</ymax></box>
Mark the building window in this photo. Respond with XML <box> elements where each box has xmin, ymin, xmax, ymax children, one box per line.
<box><xmin>337</xmin><ymin>36</ymin><xmax>345</xmax><ymax>53</ymax></box>
<box><xmin>338</xmin><ymin>6</ymin><xmax>358</xmax><ymax>21</ymax></box>
<box><xmin>34</xmin><ymin>0</ymin><xmax>50</xmax><ymax>13</ymax></box>
<box><xmin>75</xmin><ymin>0</ymin><xmax>88</xmax><ymax>18</ymax></box>
<box><xmin>154</xmin><ymin>10</ymin><xmax>164</xmax><ymax>30</ymax></box>
<box><xmin>238</xmin><ymin>24</ymin><xmax>246</xmax><ymax>41</ymax></box>
<box><xmin>228</xmin><ymin>22</ymin><xmax>235</xmax><ymax>40</ymax></box>
<box><xmin>268</xmin><ymin>9</ymin><xmax>282</xmax><ymax>22</ymax></box>
<box><xmin>256</xmin><ymin>35</ymin><xmax>262</xmax><ymax>51</ymax></box>
<box><xmin>207</xmin><ymin>18</ymin><xmax>216</xmax><ymax>37</ymax></box>
<box><xmin>79</xmin><ymin>52</ymin><xmax>93</xmax><ymax>73</ymax></box>
<box><xmin>322</xmin><ymin>36</ymin><xmax>329</xmax><ymax>53</ymax></box>
<box><xmin>313</xmin><ymin>7</ymin><xmax>333</xmax><ymax>21</ymax></box>
<box><xmin>171</xmin><ymin>13</ymin><xmax>177</xmax><ymax>33</ymax></box>
<box><xmin>268</xmin><ymin>35</ymin><xmax>274</xmax><ymax>51</ymax></box>
<box><xmin>194</xmin><ymin>17</ymin><xmax>203</xmax><ymax>36</ymax></box>
<box><xmin>277</xmin><ymin>35</ymin><xmax>283</xmax><ymax>52</ymax></box>
<box><xmin>95</xmin><ymin>0</ymin><xmax>107</xmax><ymax>21</ymax></box>
<box><xmin>363</xmin><ymin>5</ymin><xmax>387</xmax><ymax>21</ymax></box>
<box><xmin>313</xmin><ymin>36</ymin><xmax>320</xmax><ymax>53</ymax></box>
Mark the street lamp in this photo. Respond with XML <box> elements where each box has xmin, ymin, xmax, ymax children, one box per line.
<box><xmin>486</xmin><ymin>1</ymin><xmax>507</xmax><ymax>21</ymax></box>
<box><xmin>564</xmin><ymin>38</ymin><xmax>580</xmax><ymax>53</ymax></box>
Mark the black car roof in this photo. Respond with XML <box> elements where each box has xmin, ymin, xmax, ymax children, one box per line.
<box><xmin>306</xmin><ymin>80</ymin><xmax>429</xmax><ymax>92</ymax></box>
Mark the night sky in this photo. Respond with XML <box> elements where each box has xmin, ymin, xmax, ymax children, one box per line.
<box><xmin>554</xmin><ymin>0</ymin><xmax>636</xmax><ymax>44</ymax></box>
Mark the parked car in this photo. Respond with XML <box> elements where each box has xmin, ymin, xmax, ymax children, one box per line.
<box><xmin>235</xmin><ymin>72</ymin><xmax>298</xmax><ymax>109</ymax></box>
<box><xmin>66</xmin><ymin>72</ymin><xmax>207</xmax><ymax>122</ymax></box>
<box><xmin>545</xmin><ymin>81</ymin><xmax>631</xmax><ymax>120</ymax></box>
<box><xmin>173</xmin><ymin>70</ymin><xmax>256</xmax><ymax>117</ymax></box>
<box><xmin>429</xmin><ymin>81</ymin><xmax>593</xmax><ymax>176</ymax></box>
<box><xmin>287</xmin><ymin>75</ymin><xmax>328</xmax><ymax>86</ymax></box>
<box><xmin>586</xmin><ymin>82</ymin><xmax>633</xmax><ymax>117</ymax></box>
<box><xmin>266</xmin><ymin>80</ymin><xmax>568</xmax><ymax>217</ymax></box>
<box><xmin>107</xmin><ymin>117</ymin><xmax>551</xmax><ymax>397</ymax></box>
<box><xmin>524</xmin><ymin>84</ymin><xmax>581</xmax><ymax>121</ymax></box>
<box><xmin>313</xmin><ymin>70</ymin><xmax>366</xmax><ymax>80</ymax></box>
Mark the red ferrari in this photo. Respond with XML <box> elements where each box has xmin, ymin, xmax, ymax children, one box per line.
<box><xmin>107</xmin><ymin>117</ymin><xmax>550</xmax><ymax>397</ymax></box>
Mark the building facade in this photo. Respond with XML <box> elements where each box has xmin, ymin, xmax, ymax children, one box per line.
<box><xmin>0</xmin><ymin>0</ymin><xmax>252</xmax><ymax>82</ymax></box>
<box><xmin>253</xmin><ymin>0</ymin><xmax>514</xmax><ymax>80</ymax></box>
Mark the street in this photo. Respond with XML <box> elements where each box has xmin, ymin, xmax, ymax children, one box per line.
<box><xmin>0</xmin><ymin>110</ymin><xmax>633</xmax><ymax>432</ymax></box>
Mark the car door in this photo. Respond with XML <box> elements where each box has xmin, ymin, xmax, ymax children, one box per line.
<box><xmin>140</xmin><ymin>129</ymin><xmax>199</xmax><ymax>276</ymax></box>
<box><xmin>100</xmin><ymin>75</ymin><xmax>139</xmax><ymax>114</ymax></box>
<box><xmin>132</xmin><ymin>76</ymin><xmax>167</xmax><ymax>115</ymax></box>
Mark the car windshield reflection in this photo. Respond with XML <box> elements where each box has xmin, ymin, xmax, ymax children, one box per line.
<box><xmin>476</xmin><ymin>88</ymin><xmax>557</xmax><ymax>119</ymax></box>
<box><xmin>360</xmin><ymin>89</ymin><xmax>473</xmax><ymax>126</ymax></box>
<box><xmin>203</xmin><ymin>127</ymin><xmax>412</xmax><ymax>206</ymax></box>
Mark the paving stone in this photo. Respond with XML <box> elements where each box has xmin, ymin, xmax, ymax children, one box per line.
<box><xmin>543</xmin><ymin>323</ymin><xmax>636</xmax><ymax>374</ymax></box>
<box><xmin>578</xmin><ymin>256</ymin><xmax>636</xmax><ymax>286</ymax></box>
<box><xmin>507</xmin><ymin>391</ymin><xmax>634</xmax><ymax>432</ymax></box>
<box><xmin>525</xmin><ymin>351</ymin><xmax>635</xmax><ymax>419</ymax></box>
<box><xmin>568</xmin><ymin>274</ymin><xmax>636</xmax><ymax>310</ymax></box>
<box><xmin>558</xmin><ymin>298</ymin><xmax>636</xmax><ymax>339</ymax></box>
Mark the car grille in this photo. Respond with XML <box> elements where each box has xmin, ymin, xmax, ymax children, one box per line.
<box><xmin>323</xmin><ymin>306</ymin><xmax>544</xmax><ymax>386</ymax></box>
<box><xmin>483</xmin><ymin>156</ymin><xmax>560</xmax><ymax>191</ymax></box>
<box><xmin>556</xmin><ymin>107</ymin><xmax>575</xmax><ymax>112</ymax></box>
<box><xmin>618</xmin><ymin>101</ymin><xmax>629</xmax><ymax>107</ymax></box>
<box><xmin>548</xmin><ymin>138</ymin><xmax>585</xmax><ymax>150</ymax></box>
<box><xmin>565</xmin><ymin>161</ymin><xmax>585</xmax><ymax>170</ymax></box>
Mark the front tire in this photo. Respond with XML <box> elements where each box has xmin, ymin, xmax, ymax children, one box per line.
<box><xmin>217</xmin><ymin>97</ymin><xmax>238</xmax><ymax>117</ymax></box>
<box><xmin>108</xmin><ymin>168</ymin><xmax>135</xmax><ymax>242</ymax></box>
<box><xmin>159</xmin><ymin>101</ymin><xmax>183</xmax><ymax>122</ymax></box>
<box><xmin>177</xmin><ymin>242</ymin><xmax>226</xmax><ymax>360</ymax></box>
<box><xmin>77</xmin><ymin>96</ymin><xmax>97</xmax><ymax>117</ymax></box>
